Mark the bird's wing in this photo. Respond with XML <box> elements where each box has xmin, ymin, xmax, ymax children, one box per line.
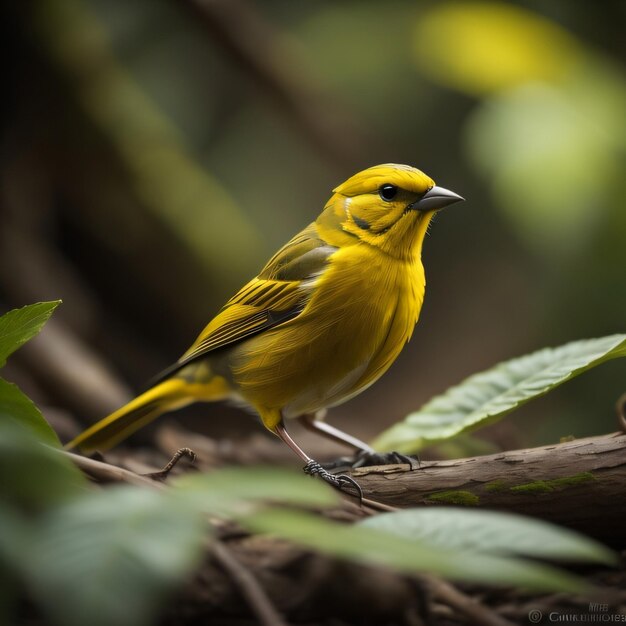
<box><xmin>150</xmin><ymin>225</ymin><xmax>336</xmax><ymax>383</ymax></box>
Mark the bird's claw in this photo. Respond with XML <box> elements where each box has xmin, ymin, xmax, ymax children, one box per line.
<box><xmin>350</xmin><ymin>449</ymin><xmax>420</xmax><ymax>470</ymax></box>
<box><xmin>303</xmin><ymin>460</ymin><xmax>363</xmax><ymax>501</ymax></box>
<box><xmin>144</xmin><ymin>447</ymin><xmax>197</xmax><ymax>481</ymax></box>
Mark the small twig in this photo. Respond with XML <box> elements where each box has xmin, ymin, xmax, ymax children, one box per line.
<box><xmin>143</xmin><ymin>447</ymin><xmax>197</xmax><ymax>481</ymax></box>
<box><xmin>360</xmin><ymin>497</ymin><xmax>399</xmax><ymax>513</ymax></box>
<box><xmin>339</xmin><ymin>486</ymin><xmax>400</xmax><ymax>514</ymax></box>
<box><xmin>63</xmin><ymin>450</ymin><xmax>164</xmax><ymax>489</ymax></box>
<box><xmin>423</xmin><ymin>575</ymin><xmax>515</xmax><ymax>626</ymax></box>
<box><xmin>212</xmin><ymin>540</ymin><xmax>290</xmax><ymax>626</ymax></box>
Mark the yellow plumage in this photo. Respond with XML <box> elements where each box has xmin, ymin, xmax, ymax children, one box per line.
<box><xmin>67</xmin><ymin>164</ymin><xmax>463</xmax><ymax>484</ymax></box>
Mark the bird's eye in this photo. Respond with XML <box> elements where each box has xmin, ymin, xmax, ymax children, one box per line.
<box><xmin>379</xmin><ymin>184</ymin><xmax>398</xmax><ymax>202</ymax></box>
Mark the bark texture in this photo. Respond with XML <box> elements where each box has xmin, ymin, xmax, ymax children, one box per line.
<box><xmin>349</xmin><ymin>432</ymin><xmax>626</xmax><ymax>544</ymax></box>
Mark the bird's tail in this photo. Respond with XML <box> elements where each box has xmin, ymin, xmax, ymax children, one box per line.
<box><xmin>65</xmin><ymin>377</ymin><xmax>209</xmax><ymax>453</ymax></box>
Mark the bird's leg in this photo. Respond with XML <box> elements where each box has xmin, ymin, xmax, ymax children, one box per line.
<box><xmin>298</xmin><ymin>413</ymin><xmax>420</xmax><ymax>471</ymax></box>
<box><xmin>273</xmin><ymin>421</ymin><xmax>362</xmax><ymax>499</ymax></box>
<box><xmin>298</xmin><ymin>411</ymin><xmax>375</xmax><ymax>453</ymax></box>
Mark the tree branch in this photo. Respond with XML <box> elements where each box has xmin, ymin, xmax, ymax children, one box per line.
<box><xmin>211</xmin><ymin>540</ymin><xmax>291</xmax><ymax>626</ymax></box>
<box><xmin>64</xmin><ymin>432</ymin><xmax>626</xmax><ymax>623</ymax></box>
<box><xmin>349</xmin><ymin>432</ymin><xmax>626</xmax><ymax>544</ymax></box>
<box><xmin>155</xmin><ymin>426</ymin><xmax>626</xmax><ymax>543</ymax></box>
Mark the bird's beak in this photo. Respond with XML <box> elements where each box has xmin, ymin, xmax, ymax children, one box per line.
<box><xmin>412</xmin><ymin>186</ymin><xmax>464</xmax><ymax>212</ymax></box>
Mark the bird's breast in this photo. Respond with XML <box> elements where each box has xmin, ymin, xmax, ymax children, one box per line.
<box><xmin>229</xmin><ymin>245</ymin><xmax>426</xmax><ymax>416</ymax></box>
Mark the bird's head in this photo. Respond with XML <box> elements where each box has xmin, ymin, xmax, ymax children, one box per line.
<box><xmin>317</xmin><ymin>164</ymin><xmax>463</xmax><ymax>260</ymax></box>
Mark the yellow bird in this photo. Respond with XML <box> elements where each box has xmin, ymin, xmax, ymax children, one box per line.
<box><xmin>67</xmin><ymin>164</ymin><xmax>463</xmax><ymax>488</ymax></box>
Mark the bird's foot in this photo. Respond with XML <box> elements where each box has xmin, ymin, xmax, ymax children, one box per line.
<box><xmin>144</xmin><ymin>447</ymin><xmax>197</xmax><ymax>481</ymax></box>
<box><xmin>303</xmin><ymin>459</ymin><xmax>363</xmax><ymax>501</ymax></box>
<box><xmin>322</xmin><ymin>450</ymin><xmax>420</xmax><ymax>471</ymax></box>
<box><xmin>352</xmin><ymin>449</ymin><xmax>420</xmax><ymax>470</ymax></box>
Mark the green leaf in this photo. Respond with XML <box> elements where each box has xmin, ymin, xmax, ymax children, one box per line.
<box><xmin>373</xmin><ymin>334</ymin><xmax>626</xmax><ymax>453</ymax></box>
<box><xmin>27</xmin><ymin>486</ymin><xmax>207</xmax><ymax>626</ymax></box>
<box><xmin>0</xmin><ymin>301</ymin><xmax>61</xmax><ymax>367</ymax></box>
<box><xmin>0</xmin><ymin>301</ymin><xmax>62</xmax><ymax>447</ymax></box>
<box><xmin>0</xmin><ymin>419</ymin><xmax>86</xmax><ymax>512</ymax></box>
<box><xmin>0</xmin><ymin>510</ymin><xmax>23</xmax><ymax>626</ymax></box>
<box><xmin>242</xmin><ymin>508</ymin><xmax>585</xmax><ymax>592</ymax></box>
<box><xmin>360</xmin><ymin>508</ymin><xmax>616</xmax><ymax>565</ymax></box>
<box><xmin>172</xmin><ymin>467</ymin><xmax>339</xmax><ymax>515</ymax></box>
<box><xmin>0</xmin><ymin>378</ymin><xmax>61</xmax><ymax>446</ymax></box>
<box><xmin>465</xmin><ymin>74</ymin><xmax>626</xmax><ymax>261</ymax></box>
<box><xmin>18</xmin><ymin>468</ymin><xmax>335</xmax><ymax>626</ymax></box>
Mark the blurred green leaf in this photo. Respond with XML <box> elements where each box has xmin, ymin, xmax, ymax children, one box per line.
<box><xmin>0</xmin><ymin>506</ymin><xmax>25</xmax><ymax>625</ymax></box>
<box><xmin>373</xmin><ymin>335</ymin><xmax>626</xmax><ymax>453</ymax></box>
<box><xmin>0</xmin><ymin>301</ymin><xmax>61</xmax><ymax>367</ymax></box>
<box><xmin>0</xmin><ymin>425</ymin><xmax>334</xmax><ymax>626</ymax></box>
<box><xmin>361</xmin><ymin>508</ymin><xmax>616</xmax><ymax>565</ymax></box>
<box><xmin>466</xmin><ymin>80</ymin><xmax>624</xmax><ymax>258</ymax></box>
<box><xmin>0</xmin><ymin>420</ymin><xmax>85</xmax><ymax>512</ymax></box>
<box><xmin>27</xmin><ymin>486</ymin><xmax>206</xmax><ymax>626</ymax></box>
<box><xmin>428</xmin><ymin>432</ymin><xmax>499</xmax><ymax>459</ymax></box>
<box><xmin>14</xmin><ymin>467</ymin><xmax>333</xmax><ymax>626</ymax></box>
<box><xmin>0</xmin><ymin>379</ymin><xmax>61</xmax><ymax>447</ymax></box>
<box><xmin>172</xmin><ymin>466</ymin><xmax>338</xmax><ymax>515</ymax></box>
<box><xmin>243</xmin><ymin>508</ymin><xmax>585</xmax><ymax>592</ymax></box>
<box><xmin>413</xmin><ymin>3</ymin><xmax>626</xmax><ymax>261</ymax></box>
<box><xmin>298</xmin><ymin>3</ymin><xmax>419</xmax><ymax>120</ymax></box>
<box><xmin>0</xmin><ymin>505</ymin><xmax>32</xmax><ymax>568</ymax></box>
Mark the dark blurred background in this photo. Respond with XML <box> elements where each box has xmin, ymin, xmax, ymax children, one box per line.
<box><xmin>1</xmin><ymin>0</ymin><xmax>624</xmax><ymax>458</ymax></box>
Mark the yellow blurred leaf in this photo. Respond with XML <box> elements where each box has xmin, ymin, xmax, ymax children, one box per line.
<box><xmin>413</xmin><ymin>2</ymin><xmax>582</xmax><ymax>95</ymax></box>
